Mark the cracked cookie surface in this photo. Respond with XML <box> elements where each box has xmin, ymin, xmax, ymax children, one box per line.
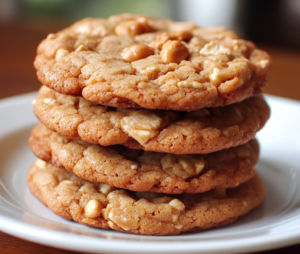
<box><xmin>29</xmin><ymin>124</ymin><xmax>259</xmax><ymax>194</ymax></box>
<box><xmin>33</xmin><ymin>86</ymin><xmax>270</xmax><ymax>154</ymax></box>
<box><xmin>28</xmin><ymin>161</ymin><xmax>264</xmax><ymax>235</ymax></box>
<box><xmin>34</xmin><ymin>14</ymin><xmax>271</xmax><ymax>111</ymax></box>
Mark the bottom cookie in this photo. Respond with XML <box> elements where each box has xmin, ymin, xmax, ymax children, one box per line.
<box><xmin>27</xmin><ymin>160</ymin><xmax>264</xmax><ymax>235</ymax></box>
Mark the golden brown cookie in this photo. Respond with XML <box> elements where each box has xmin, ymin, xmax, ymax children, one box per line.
<box><xmin>34</xmin><ymin>14</ymin><xmax>271</xmax><ymax>111</ymax></box>
<box><xmin>29</xmin><ymin>124</ymin><xmax>258</xmax><ymax>194</ymax></box>
<box><xmin>33</xmin><ymin>86</ymin><xmax>270</xmax><ymax>154</ymax></box>
<box><xmin>27</xmin><ymin>161</ymin><xmax>264</xmax><ymax>235</ymax></box>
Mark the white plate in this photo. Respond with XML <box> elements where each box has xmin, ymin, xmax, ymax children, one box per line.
<box><xmin>0</xmin><ymin>93</ymin><xmax>300</xmax><ymax>254</ymax></box>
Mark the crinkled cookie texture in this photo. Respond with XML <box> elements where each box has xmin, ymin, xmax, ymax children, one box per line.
<box><xmin>27</xmin><ymin>161</ymin><xmax>264</xmax><ymax>235</ymax></box>
<box><xmin>33</xmin><ymin>86</ymin><xmax>270</xmax><ymax>154</ymax></box>
<box><xmin>34</xmin><ymin>14</ymin><xmax>271</xmax><ymax>111</ymax></box>
<box><xmin>29</xmin><ymin>124</ymin><xmax>258</xmax><ymax>194</ymax></box>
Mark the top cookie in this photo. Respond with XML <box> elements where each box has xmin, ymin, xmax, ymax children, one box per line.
<box><xmin>34</xmin><ymin>14</ymin><xmax>271</xmax><ymax>111</ymax></box>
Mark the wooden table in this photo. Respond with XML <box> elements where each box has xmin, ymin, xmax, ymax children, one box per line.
<box><xmin>1</xmin><ymin>22</ymin><xmax>300</xmax><ymax>254</ymax></box>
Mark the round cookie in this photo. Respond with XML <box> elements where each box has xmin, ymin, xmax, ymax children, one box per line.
<box><xmin>34</xmin><ymin>14</ymin><xmax>271</xmax><ymax>111</ymax></box>
<box><xmin>27</xmin><ymin>161</ymin><xmax>265</xmax><ymax>235</ymax></box>
<box><xmin>33</xmin><ymin>86</ymin><xmax>270</xmax><ymax>154</ymax></box>
<box><xmin>29</xmin><ymin>124</ymin><xmax>258</xmax><ymax>194</ymax></box>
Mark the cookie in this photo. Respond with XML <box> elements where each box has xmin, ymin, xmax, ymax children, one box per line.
<box><xmin>29</xmin><ymin>124</ymin><xmax>258</xmax><ymax>194</ymax></box>
<box><xmin>33</xmin><ymin>86</ymin><xmax>270</xmax><ymax>154</ymax></box>
<box><xmin>34</xmin><ymin>14</ymin><xmax>271</xmax><ymax>111</ymax></box>
<box><xmin>27</xmin><ymin>161</ymin><xmax>264</xmax><ymax>235</ymax></box>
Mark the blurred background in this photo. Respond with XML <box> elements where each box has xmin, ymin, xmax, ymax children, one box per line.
<box><xmin>0</xmin><ymin>0</ymin><xmax>300</xmax><ymax>100</ymax></box>
<box><xmin>0</xmin><ymin>1</ymin><xmax>300</xmax><ymax>253</ymax></box>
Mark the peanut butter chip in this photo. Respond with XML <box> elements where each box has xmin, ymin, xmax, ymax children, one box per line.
<box><xmin>115</xmin><ymin>21</ymin><xmax>143</xmax><ymax>37</ymax></box>
<box><xmin>150</xmin><ymin>33</ymin><xmax>170</xmax><ymax>49</ymax></box>
<box><xmin>136</xmin><ymin>17</ymin><xmax>155</xmax><ymax>33</ymax></box>
<box><xmin>160</xmin><ymin>40</ymin><xmax>189</xmax><ymax>64</ymax></box>
<box><xmin>114</xmin><ymin>19</ymin><xmax>154</xmax><ymax>37</ymax></box>
<box><xmin>151</xmin><ymin>31</ymin><xmax>193</xmax><ymax>49</ymax></box>
<box><xmin>171</xmin><ymin>30</ymin><xmax>193</xmax><ymax>41</ymax></box>
<box><xmin>121</xmin><ymin>44</ymin><xmax>154</xmax><ymax>62</ymax></box>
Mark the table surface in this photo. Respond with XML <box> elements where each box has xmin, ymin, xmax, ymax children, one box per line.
<box><xmin>1</xmin><ymin>21</ymin><xmax>300</xmax><ymax>254</ymax></box>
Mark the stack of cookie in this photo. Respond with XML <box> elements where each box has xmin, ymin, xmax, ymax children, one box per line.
<box><xmin>28</xmin><ymin>14</ymin><xmax>271</xmax><ymax>235</ymax></box>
